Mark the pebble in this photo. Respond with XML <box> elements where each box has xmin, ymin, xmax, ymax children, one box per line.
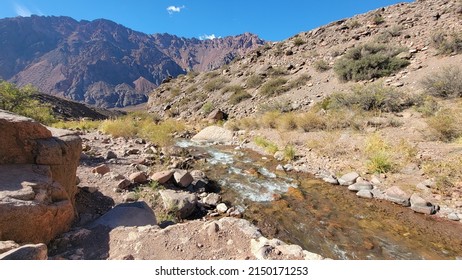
<box><xmin>216</xmin><ymin>203</ymin><xmax>228</xmax><ymax>214</ymax></box>
<box><xmin>448</xmin><ymin>213</ymin><xmax>460</xmax><ymax>221</ymax></box>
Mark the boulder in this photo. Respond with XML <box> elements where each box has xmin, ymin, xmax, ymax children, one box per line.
<box><xmin>173</xmin><ymin>170</ymin><xmax>194</xmax><ymax>188</ymax></box>
<box><xmin>202</xmin><ymin>193</ymin><xmax>222</xmax><ymax>207</ymax></box>
<box><xmin>348</xmin><ymin>182</ymin><xmax>373</xmax><ymax>192</ymax></box>
<box><xmin>216</xmin><ymin>203</ymin><xmax>228</xmax><ymax>214</ymax></box>
<box><xmin>0</xmin><ymin>111</ymin><xmax>81</xmax><ymax>244</ymax></box>
<box><xmin>191</xmin><ymin>126</ymin><xmax>234</xmax><ymax>144</ymax></box>
<box><xmin>410</xmin><ymin>193</ymin><xmax>437</xmax><ymax>215</ymax></box>
<box><xmin>150</xmin><ymin>170</ymin><xmax>174</xmax><ymax>184</ymax></box>
<box><xmin>385</xmin><ymin>186</ymin><xmax>411</xmax><ymax>207</ymax></box>
<box><xmin>0</xmin><ymin>243</ymin><xmax>47</xmax><ymax>260</ymax></box>
<box><xmin>90</xmin><ymin>202</ymin><xmax>157</xmax><ymax>229</ymax></box>
<box><xmin>338</xmin><ymin>172</ymin><xmax>360</xmax><ymax>186</ymax></box>
<box><xmin>105</xmin><ymin>151</ymin><xmax>118</xmax><ymax>160</ymax></box>
<box><xmin>322</xmin><ymin>176</ymin><xmax>339</xmax><ymax>185</ymax></box>
<box><xmin>116</xmin><ymin>179</ymin><xmax>132</xmax><ymax>190</ymax></box>
<box><xmin>159</xmin><ymin>190</ymin><xmax>198</xmax><ymax>219</ymax></box>
<box><xmin>356</xmin><ymin>190</ymin><xmax>374</xmax><ymax>199</ymax></box>
<box><xmin>207</xmin><ymin>109</ymin><xmax>227</xmax><ymax>121</ymax></box>
<box><xmin>92</xmin><ymin>164</ymin><xmax>110</xmax><ymax>175</ymax></box>
<box><xmin>129</xmin><ymin>172</ymin><xmax>148</xmax><ymax>183</ymax></box>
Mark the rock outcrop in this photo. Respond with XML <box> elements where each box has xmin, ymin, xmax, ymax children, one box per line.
<box><xmin>0</xmin><ymin>110</ymin><xmax>81</xmax><ymax>244</ymax></box>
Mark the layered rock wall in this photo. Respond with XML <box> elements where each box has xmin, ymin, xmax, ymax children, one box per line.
<box><xmin>0</xmin><ymin>110</ymin><xmax>81</xmax><ymax>244</ymax></box>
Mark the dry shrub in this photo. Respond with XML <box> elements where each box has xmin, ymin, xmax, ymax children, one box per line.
<box><xmin>421</xmin><ymin>66</ymin><xmax>462</xmax><ymax>98</ymax></box>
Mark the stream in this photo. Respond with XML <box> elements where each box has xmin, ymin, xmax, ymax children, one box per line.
<box><xmin>176</xmin><ymin>140</ymin><xmax>462</xmax><ymax>260</ymax></box>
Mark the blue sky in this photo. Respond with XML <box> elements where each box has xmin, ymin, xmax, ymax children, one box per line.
<box><xmin>0</xmin><ymin>0</ymin><xmax>412</xmax><ymax>41</ymax></box>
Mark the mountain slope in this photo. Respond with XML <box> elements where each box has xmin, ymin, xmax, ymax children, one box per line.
<box><xmin>0</xmin><ymin>16</ymin><xmax>263</xmax><ymax>108</ymax></box>
<box><xmin>147</xmin><ymin>0</ymin><xmax>461</xmax><ymax>119</ymax></box>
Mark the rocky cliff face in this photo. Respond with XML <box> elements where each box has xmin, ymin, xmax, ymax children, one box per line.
<box><xmin>152</xmin><ymin>32</ymin><xmax>265</xmax><ymax>72</ymax></box>
<box><xmin>0</xmin><ymin>16</ymin><xmax>263</xmax><ymax>108</ymax></box>
<box><xmin>0</xmin><ymin>110</ymin><xmax>82</xmax><ymax>244</ymax></box>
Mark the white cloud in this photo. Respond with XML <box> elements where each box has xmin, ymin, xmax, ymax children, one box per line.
<box><xmin>14</xmin><ymin>3</ymin><xmax>32</xmax><ymax>17</ymax></box>
<box><xmin>166</xmin><ymin>5</ymin><xmax>185</xmax><ymax>14</ymax></box>
<box><xmin>199</xmin><ymin>34</ymin><xmax>219</xmax><ymax>40</ymax></box>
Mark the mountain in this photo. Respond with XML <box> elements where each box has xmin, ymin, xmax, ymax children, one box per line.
<box><xmin>0</xmin><ymin>16</ymin><xmax>264</xmax><ymax>108</ymax></box>
<box><xmin>147</xmin><ymin>0</ymin><xmax>462</xmax><ymax>119</ymax></box>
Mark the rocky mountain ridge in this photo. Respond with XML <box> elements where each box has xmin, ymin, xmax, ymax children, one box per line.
<box><xmin>0</xmin><ymin>16</ymin><xmax>263</xmax><ymax>108</ymax></box>
<box><xmin>147</xmin><ymin>0</ymin><xmax>461</xmax><ymax>119</ymax></box>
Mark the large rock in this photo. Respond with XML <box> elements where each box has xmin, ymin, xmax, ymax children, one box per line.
<box><xmin>338</xmin><ymin>172</ymin><xmax>360</xmax><ymax>186</ymax></box>
<box><xmin>0</xmin><ymin>111</ymin><xmax>81</xmax><ymax>244</ymax></box>
<box><xmin>410</xmin><ymin>193</ymin><xmax>437</xmax><ymax>215</ymax></box>
<box><xmin>159</xmin><ymin>190</ymin><xmax>198</xmax><ymax>219</ymax></box>
<box><xmin>385</xmin><ymin>186</ymin><xmax>411</xmax><ymax>207</ymax></box>
<box><xmin>90</xmin><ymin>202</ymin><xmax>157</xmax><ymax>229</ymax></box>
<box><xmin>151</xmin><ymin>170</ymin><xmax>174</xmax><ymax>184</ymax></box>
<box><xmin>191</xmin><ymin>126</ymin><xmax>234</xmax><ymax>144</ymax></box>
<box><xmin>347</xmin><ymin>182</ymin><xmax>373</xmax><ymax>192</ymax></box>
<box><xmin>173</xmin><ymin>170</ymin><xmax>194</xmax><ymax>188</ymax></box>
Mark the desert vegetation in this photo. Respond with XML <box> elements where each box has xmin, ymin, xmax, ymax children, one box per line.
<box><xmin>334</xmin><ymin>43</ymin><xmax>410</xmax><ymax>81</ymax></box>
<box><xmin>0</xmin><ymin>81</ymin><xmax>55</xmax><ymax>124</ymax></box>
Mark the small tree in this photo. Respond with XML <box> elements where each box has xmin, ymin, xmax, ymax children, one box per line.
<box><xmin>0</xmin><ymin>81</ymin><xmax>55</xmax><ymax>124</ymax></box>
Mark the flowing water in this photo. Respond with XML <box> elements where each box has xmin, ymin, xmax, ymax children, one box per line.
<box><xmin>176</xmin><ymin>140</ymin><xmax>462</xmax><ymax>260</ymax></box>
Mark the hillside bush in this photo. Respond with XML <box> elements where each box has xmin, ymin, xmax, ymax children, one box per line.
<box><xmin>313</xmin><ymin>60</ymin><xmax>331</xmax><ymax>72</ymax></box>
<box><xmin>260</xmin><ymin>78</ymin><xmax>288</xmax><ymax>96</ymax></box>
<box><xmin>334</xmin><ymin>44</ymin><xmax>409</xmax><ymax>81</ymax></box>
<box><xmin>431</xmin><ymin>31</ymin><xmax>462</xmax><ymax>55</ymax></box>
<box><xmin>246</xmin><ymin>74</ymin><xmax>263</xmax><ymax>88</ymax></box>
<box><xmin>223</xmin><ymin>85</ymin><xmax>251</xmax><ymax>105</ymax></box>
<box><xmin>426</xmin><ymin>107</ymin><xmax>462</xmax><ymax>142</ymax></box>
<box><xmin>203</xmin><ymin>77</ymin><xmax>228</xmax><ymax>92</ymax></box>
<box><xmin>327</xmin><ymin>83</ymin><xmax>414</xmax><ymax>113</ymax></box>
<box><xmin>421</xmin><ymin>66</ymin><xmax>462</xmax><ymax>98</ymax></box>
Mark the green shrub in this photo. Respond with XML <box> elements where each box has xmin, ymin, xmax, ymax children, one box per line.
<box><xmin>334</xmin><ymin>44</ymin><xmax>410</xmax><ymax>81</ymax></box>
<box><xmin>223</xmin><ymin>85</ymin><xmax>251</xmax><ymax>105</ymax></box>
<box><xmin>431</xmin><ymin>31</ymin><xmax>462</xmax><ymax>55</ymax></box>
<box><xmin>365</xmin><ymin>133</ymin><xmax>394</xmax><ymax>174</ymax></box>
<box><xmin>99</xmin><ymin>118</ymin><xmax>138</xmax><ymax>138</ymax></box>
<box><xmin>246</xmin><ymin>74</ymin><xmax>263</xmax><ymax>88</ymax></box>
<box><xmin>328</xmin><ymin>83</ymin><xmax>414</xmax><ymax>113</ymax></box>
<box><xmin>229</xmin><ymin>91</ymin><xmax>252</xmax><ymax>105</ymax></box>
<box><xmin>421</xmin><ymin>66</ymin><xmax>462</xmax><ymax>98</ymax></box>
<box><xmin>0</xmin><ymin>82</ymin><xmax>55</xmax><ymax>124</ymax></box>
<box><xmin>348</xmin><ymin>20</ymin><xmax>361</xmax><ymax>29</ymax></box>
<box><xmin>293</xmin><ymin>37</ymin><xmax>305</xmax><ymax>46</ymax></box>
<box><xmin>258</xmin><ymin>100</ymin><xmax>292</xmax><ymax>113</ymax></box>
<box><xmin>254</xmin><ymin>136</ymin><xmax>278</xmax><ymax>154</ymax></box>
<box><xmin>53</xmin><ymin>119</ymin><xmax>101</xmax><ymax>130</ymax></box>
<box><xmin>260</xmin><ymin>78</ymin><xmax>288</xmax><ymax>96</ymax></box>
<box><xmin>284</xmin><ymin>145</ymin><xmax>296</xmax><ymax>161</ymax></box>
<box><xmin>287</xmin><ymin>74</ymin><xmax>311</xmax><ymax>89</ymax></box>
<box><xmin>201</xmin><ymin>102</ymin><xmax>214</xmax><ymax>115</ymax></box>
<box><xmin>372</xmin><ymin>14</ymin><xmax>385</xmax><ymax>25</ymax></box>
<box><xmin>313</xmin><ymin>60</ymin><xmax>331</xmax><ymax>72</ymax></box>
